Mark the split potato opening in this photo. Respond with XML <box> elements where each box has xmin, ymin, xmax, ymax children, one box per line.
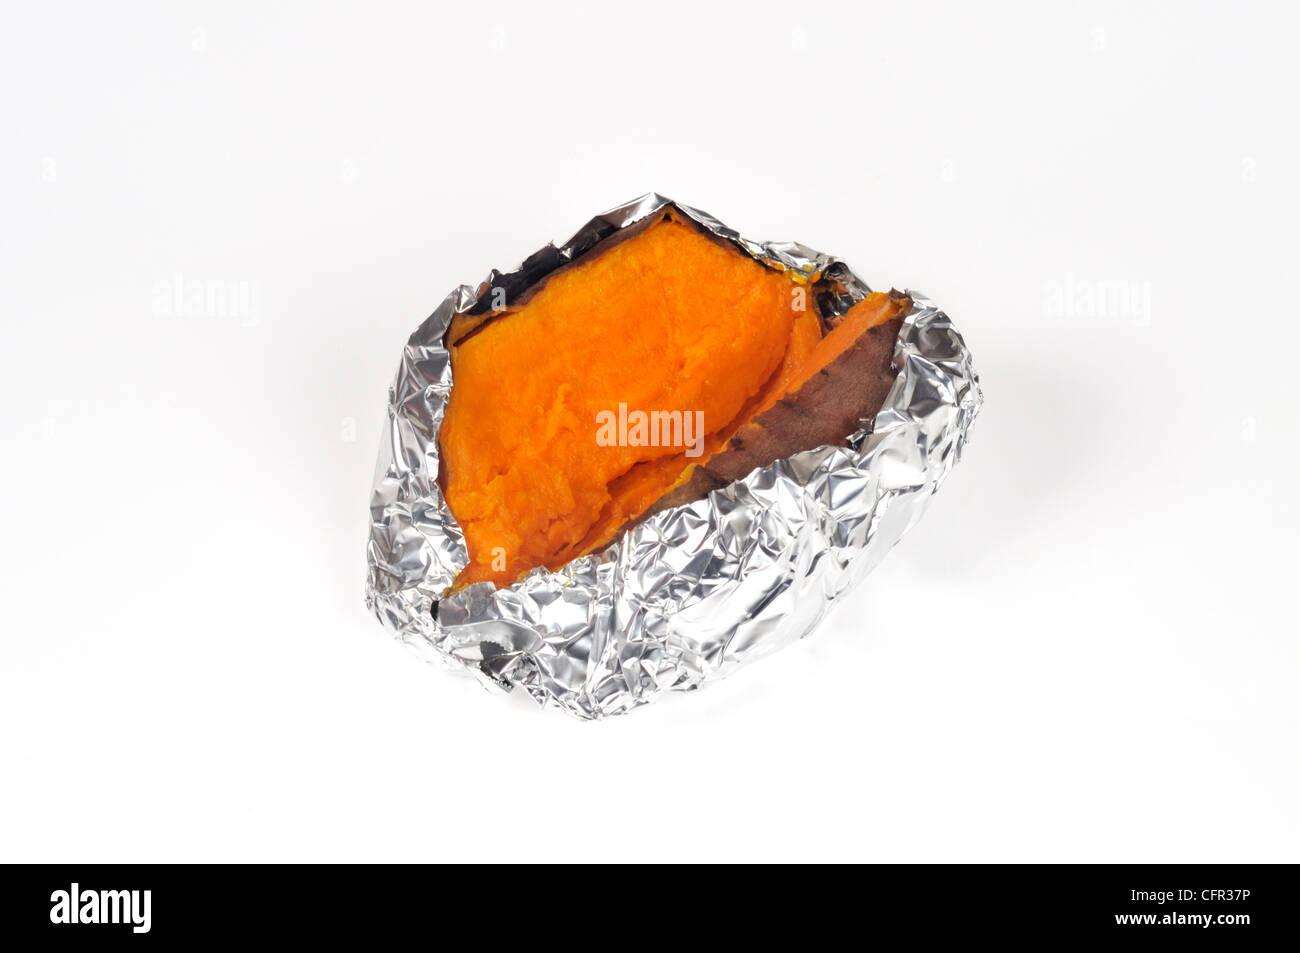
<box><xmin>439</xmin><ymin>210</ymin><xmax>908</xmax><ymax>589</ymax></box>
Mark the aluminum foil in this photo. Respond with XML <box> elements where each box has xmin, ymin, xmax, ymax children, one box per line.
<box><xmin>365</xmin><ymin>194</ymin><xmax>982</xmax><ymax>719</ymax></box>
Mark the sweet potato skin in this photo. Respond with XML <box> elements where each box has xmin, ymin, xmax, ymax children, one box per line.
<box><xmin>703</xmin><ymin>311</ymin><xmax>905</xmax><ymax>484</ymax></box>
<box><xmin>631</xmin><ymin>304</ymin><xmax>906</xmax><ymax>528</ymax></box>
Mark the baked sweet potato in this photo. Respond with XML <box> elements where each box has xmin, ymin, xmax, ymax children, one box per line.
<box><xmin>438</xmin><ymin>209</ymin><xmax>908</xmax><ymax>589</ymax></box>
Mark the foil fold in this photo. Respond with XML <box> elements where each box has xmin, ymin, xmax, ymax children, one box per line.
<box><xmin>365</xmin><ymin>194</ymin><xmax>982</xmax><ymax>719</ymax></box>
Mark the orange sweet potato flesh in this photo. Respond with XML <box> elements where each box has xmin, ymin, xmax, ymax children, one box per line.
<box><xmin>439</xmin><ymin>211</ymin><xmax>908</xmax><ymax>589</ymax></box>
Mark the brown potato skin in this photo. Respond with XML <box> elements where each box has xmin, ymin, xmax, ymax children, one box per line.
<box><xmin>706</xmin><ymin>312</ymin><xmax>905</xmax><ymax>483</ymax></box>
<box><xmin>632</xmin><ymin>304</ymin><xmax>907</xmax><ymax>528</ymax></box>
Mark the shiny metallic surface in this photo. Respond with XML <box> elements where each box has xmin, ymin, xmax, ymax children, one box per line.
<box><xmin>365</xmin><ymin>194</ymin><xmax>982</xmax><ymax>719</ymax></box>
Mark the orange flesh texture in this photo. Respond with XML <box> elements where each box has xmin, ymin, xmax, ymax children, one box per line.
<box><xmin>440</xmin><ymin>214</ymin><xmax>900</xmax><ymax>589</ymax></box>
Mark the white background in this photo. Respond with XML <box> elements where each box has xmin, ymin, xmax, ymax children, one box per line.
<box><xmin>2</xmin><ymin>0</ymin><xmax>1297</xmax><ymax>863</ymax></box>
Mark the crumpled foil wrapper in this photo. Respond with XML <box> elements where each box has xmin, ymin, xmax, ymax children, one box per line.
<box><xmin>365</xmin><ymin>194</ymin><xmax>982</xmax><ymax>719</ymax></box>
